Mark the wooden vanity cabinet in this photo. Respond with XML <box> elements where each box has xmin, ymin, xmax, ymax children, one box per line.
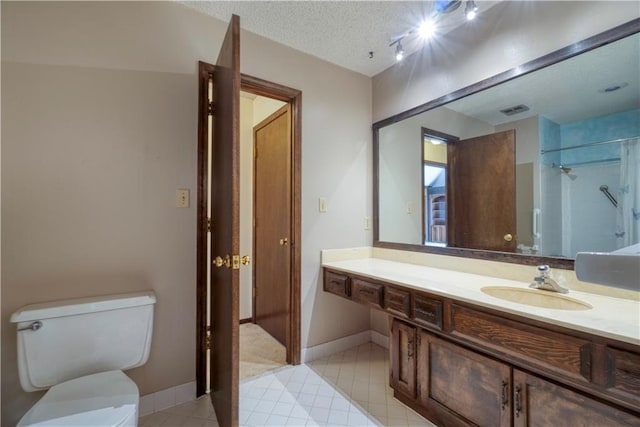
<box><xmin>513</xmin><ymin>370</ymin><xmax>640</xmax><ymax>426</ymax></box>
<box><xmin>392</xmin><ymin>321</ymin><xmax>640</xmax><ymax>427</ymax></box>
<box><xmin>390</xmin><ymin>319</ymin><xmax>417</xmax><ymax>398</ymax></box>
<box><xmin>322</xmin><ymin>268</ymin><xmax>640</xmax><ymax>425</ymax></box>
<box><xmin>323</xmin><ymin>270</ymin><xmax>350</xmax><ymax>298</ymax></box>
<box><xmin>415</xmin><ymin>326</ymin><xmax>511</xmax><ymax>427</ymax></box>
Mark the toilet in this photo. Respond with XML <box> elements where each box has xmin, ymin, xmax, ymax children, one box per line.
<box><xmin>10</xmin><ymin>291</ymin><xmax>156</xmax><ymax>426</ymax></box>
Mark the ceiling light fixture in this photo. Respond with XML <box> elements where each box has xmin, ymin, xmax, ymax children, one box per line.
<box><xmin>395</xmin><ymin>41</ymin><xmax>405</xmax><ymax>62</ymax></box>
<box><xmin>391</xmin><ymin>1</ymin><xmax>480</xmax><ymax>62</ymax></box>
<box><xmin>418</xmin><ymin>20</ymin><xmax>437</xmax><ymax>40</ymax></box>
<box><xmin>465</xmin><ymin>0</ymin><xmax>478</xmax><ymax>20</ymax></box>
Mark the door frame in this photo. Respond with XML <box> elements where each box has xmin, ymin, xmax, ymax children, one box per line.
<box><xmin>420</xmin><ymin>127</ymin><xmax>458</xmax><ymax>245</ymax></box>
<box><xmin>196</xmin><ymin>63</ymin><xmax>302</xmax><ymax>396</ymax></box>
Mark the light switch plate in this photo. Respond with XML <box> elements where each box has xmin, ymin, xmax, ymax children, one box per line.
<box><xmin>176</xmin><ymin>189</ymin><xmax>190</xmax><ymax>208</ymax></box>
<box><xmin>319</xmin><ymin>197</ymin><xmax>327</xmax><ymax>213</ymax></box>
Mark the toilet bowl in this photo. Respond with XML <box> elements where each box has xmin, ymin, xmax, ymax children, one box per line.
<box><xmin>17</xmin><ymin>371</ymin><xmax>139</xmax><ymax>426</ymax></box>
<box><xmin>11</xmin><ymin>292</ymin><xmax>156</xmax><ymax>426</ymax></box>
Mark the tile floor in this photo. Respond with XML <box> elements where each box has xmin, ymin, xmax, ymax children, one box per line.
<box><xmin>240</xmin><ymin>323</ymin><xmax>287</xmax><ymax>380</ymax></box>
<box><xmin>139</xmin><ymin>342</ymin><xmax>435</xmax><ymax>427</ymax></box>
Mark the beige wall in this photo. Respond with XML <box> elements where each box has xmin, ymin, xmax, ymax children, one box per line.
<box><xmin>239</xmin><ymin>95</ymin><xmax>255</xmax><ymax>320</ymax></box>
<box><xmin>1</xmin><ymin>2</ymin><xmax>372</xmax><ymax>424</ymax></box>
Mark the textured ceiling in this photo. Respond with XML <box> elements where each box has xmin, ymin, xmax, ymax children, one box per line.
<box><xmin>182</xmin><ymin>1</ymin><xmax>500</xmax><ymax>77</ymax></box>
<box><xmin>445</xmin><ymin>33</ymin><xmax>640</xmax><ymax>125</ymax></box>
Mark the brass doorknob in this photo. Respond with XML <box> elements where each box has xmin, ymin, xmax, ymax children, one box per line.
<box><xmin>241</xmin><ymin>255</ymin><xmax>251</xmax><ymax>265</ymax></box>
<box><xmin>503</xmin><ymin>234</ymin><xmax>513</xmax><ymax>242</ymax></box>
<box><xmin>279</xmin><ymin>238</ymin><xmax>288</xmax><ymax>246</ymax></box>
<box><xmin>213</xmin><ymin>255</ymin><xmax>231</xmax><ymax>268</ymax></box>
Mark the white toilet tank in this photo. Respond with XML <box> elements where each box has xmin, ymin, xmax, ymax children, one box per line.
<box><xmin>11</xmin><ymin>291</ymin><xmax>156</xmax><ymax>392</ymax></box>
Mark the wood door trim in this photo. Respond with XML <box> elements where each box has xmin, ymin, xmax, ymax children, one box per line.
<box><xmin>196</xmin><ymin>68</ymin><xmax>302</xmax><ymax>396</ymax></box>
<box><xmin>421</xmin><ymin>127</ymin><xmax>458</xmax><ymax>246</ymax></box>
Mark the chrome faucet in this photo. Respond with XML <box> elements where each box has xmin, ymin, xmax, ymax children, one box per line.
<box><xmin>529</xmin><ymin>265</ymin><xmax>568</xmax><ymax>294</ymax></box>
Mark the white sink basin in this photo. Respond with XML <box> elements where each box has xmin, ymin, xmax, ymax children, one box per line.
<box><xmin>481</xmin><ymin>286</ymin><xmax>593</xmax><ymax>311</ymax></box>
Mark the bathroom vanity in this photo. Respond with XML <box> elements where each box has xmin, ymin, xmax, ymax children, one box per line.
<box><xmin>322</xmin><ymin>256</ymin><xmax>640</xmax><ymax>426</ymax></box>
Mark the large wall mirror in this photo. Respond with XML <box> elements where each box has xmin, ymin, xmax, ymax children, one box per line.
<box><xmin>374</xmin><ymin>20</ymin><xmax>639</xmax><ymax>269</ymax></box>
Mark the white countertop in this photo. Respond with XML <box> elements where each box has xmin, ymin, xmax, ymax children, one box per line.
<box><xmin>322</xmin><ymin>257</ymin><xmax>640</xmax><ymax>346</ymax></box>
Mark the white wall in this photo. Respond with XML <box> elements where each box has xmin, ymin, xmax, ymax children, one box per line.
<box><xmin>1</xmin><ymin>2</ymin><xmax>372</xmax><ymax>424</ymax></box>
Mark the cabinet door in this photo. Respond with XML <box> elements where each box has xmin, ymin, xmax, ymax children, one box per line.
<box><xmin>418</xmin><ymin>329</ymin><xmax>511</xmax><ymax>427</ymax></box>
<box><xmin>391</xmin><ymin>318</ymin><xmax>417</xmax><ymax>398</ymax></box>
<box><xmin>513</xmin><ymin>369</ymin><xmax>640</xmax><ymax>427</ymax></box>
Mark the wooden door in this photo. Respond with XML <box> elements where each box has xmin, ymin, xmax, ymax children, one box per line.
<box><xmin>448</xmin><ymin>129</ymin><xmax>517</xmax><ymax>251</ymax></box>
<box><xmin>390</xmin><ymin>318</ymin><xmax>417</xmax><ymax>398</ymax></box>
<box><xmin>418</xmin><ymin>330</ymin><xmax>511</xmax><ymax>427</ymax></box>
<box><xmin>253</xmin><ymin>104</ymin><xmax>292</xmax><ymax>346</ymax></box>
<box><xmin>209</xmin><ymin>15</ymin><xmax>240</xmax><ymax>427</ymax></box>
<box><xmin>513</xmin><ymin>369</ymin><xmax>639</xmax><ymax>427</ymax></box>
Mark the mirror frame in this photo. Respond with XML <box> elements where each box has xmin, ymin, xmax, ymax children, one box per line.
<box><xmin>373</xmin><ymin>18</ymin><xmax>640</xmax><ymax>270</ymax></box>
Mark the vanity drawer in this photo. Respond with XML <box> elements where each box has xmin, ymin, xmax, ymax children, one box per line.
<box><xmin>385</xmin><ymin>286</ymin><xmax>411</xmax><ymax>318</ymax></box>
<box><xmin>412</xmin><ymin>293</ymin><xmax>443</xmax><ymax>330</ymax></box>
<box><xmin>351</xmin><ymin>278</ymin><xmax>384</xmax><ymax>308</ymax></box>
<box><xmin>324</xmin><ymin>270</ymin><xmax>350</xmax><ymax>298</ymax></box>
<box><xmin>605</xmin><ymin>346</ymin><xmax>640</xmax><ymax>407</ymax></box>
<box><xmin>450</xmin><ymin>304</ymin><xmax>592</xmax><ymax>382</ymax></box>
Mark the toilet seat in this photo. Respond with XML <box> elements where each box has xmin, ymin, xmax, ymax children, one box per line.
<box><xmin>18</xmin><ymin>370</ymin><xmax>139</xmax><ymax>426</ymax></box>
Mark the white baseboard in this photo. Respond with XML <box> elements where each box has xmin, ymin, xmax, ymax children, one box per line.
<box><xmin>371</xmin><ymin>329</ymin><xmax>389</xmax><ymax>349</ymax></box>
<box><xmin>302</xmin><ymin>329</ymin><xmax>389</xmax><ymax>363</ymax></box>
<box><xmin>138</xmin><ymin>381</ymin><xmax>197</xmax><ymax>417</ymax></box>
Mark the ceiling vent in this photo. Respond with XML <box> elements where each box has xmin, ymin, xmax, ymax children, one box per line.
<box><xmin>500</xmin><ymin>104</ymin><xmax>530</xmax><ymax>116</ymax></box>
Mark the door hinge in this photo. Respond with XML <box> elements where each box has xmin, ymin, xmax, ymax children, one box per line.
<box><xmin>253</xmin><ymin>144</ymin><xmax>257</xmax><ymax>159</ymax></box>
<box><xmin>252</xmin><ymin>287</ymin><xmax>256</xmax><ymax>298</ymax></box>
<box><xmin>207</xmin><ymin>218</ymin><xmax>212</xmax><ymax>232</ymax></box>
<box><xmin>208</xmin><ymin>101</ymin><xmax>215</xmax><ymax>116</ymax></box>
<box><xmin>205</xmin><ymin>326</ymin><xmax>212</xmax><ymax>350</ymax></box>
<box><xmin>232</xmin><ymin>255</ymin><xmax>240</xmax><ymax>270</ymax></box>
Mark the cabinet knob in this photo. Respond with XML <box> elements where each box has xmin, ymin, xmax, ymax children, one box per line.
<box><xmin>503</xmin><ymin>233</ymin><xmax>513</xmax><ymax>242</ymax></box>
<box><xmin>279</xmin><ymin>237</ymin><xmax>289</xmax><ymax>246</ymax></box>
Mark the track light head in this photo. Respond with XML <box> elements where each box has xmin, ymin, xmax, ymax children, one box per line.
<box><xmin>418</xmin><ymin>20</ymin><xmax>437</xmax><ymax>40</ymax></box>
<box><xmin>465</xmin><ymin>0</ymin><xmax>478</xmax><ymax>20</ymax></box>
<box><xmin>395</xmin><ymin>41</ymin><xmax>404</xmax><ymax>61</ymax></box>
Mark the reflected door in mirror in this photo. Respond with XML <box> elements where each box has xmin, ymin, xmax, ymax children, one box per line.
<box><xmin>449</xmin><ymin>130</ymin><xmax>516</xmax><ymax>251</ymax></box>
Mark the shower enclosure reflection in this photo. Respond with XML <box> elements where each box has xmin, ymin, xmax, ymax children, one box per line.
<box><xmin>541</xmin><ymin>134</ymin><xmax>639</xmax><ymax>258</ymax></box>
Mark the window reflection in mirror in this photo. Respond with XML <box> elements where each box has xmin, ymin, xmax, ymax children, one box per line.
<box><xmin>376</xmin><ymin>31</ymin><xmax>639</xmax><ymax>260</ymax></box>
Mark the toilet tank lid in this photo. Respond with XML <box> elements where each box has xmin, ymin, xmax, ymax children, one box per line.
<box><xmin>10</xmin><ymin>291</ymin><xmax>156</xmax><ymax>323</ymax></box>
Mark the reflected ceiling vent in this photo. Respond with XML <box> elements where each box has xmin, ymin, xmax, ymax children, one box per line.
<box><xmin>500</xmin><ymin>104</ymin><xmax>530</xmax><ymax>116</ymax></box>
